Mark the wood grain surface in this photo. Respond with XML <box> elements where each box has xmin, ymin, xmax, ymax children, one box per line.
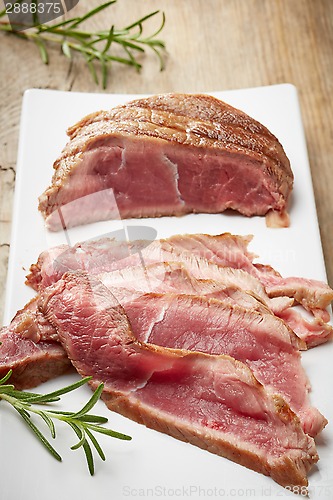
<box><xmin>0</xmin><ymin>0</ymin><xmax>332</xmax><ymax>323</ymax></box>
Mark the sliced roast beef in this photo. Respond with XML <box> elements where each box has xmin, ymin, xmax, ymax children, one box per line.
<box><xmin>57</xmin><ymin>256</ymin><xmax>333</xmax><ymax>349</ymax></box>
<box><xmin>9</xmin><ymin>261</ymin><xmax>269</xmax><ymax>348</ymax></box>
<box><xmin>98</xmin><ymin>262</ymin><xmax>330</xmax><ymax>348</ymax></box>
<box><xmin>0</xmin><ymin>262</ymin><xmax>277</xmax><ymax>391</ymax></box>
<box><xmin>26</xmin><ymin>238</ymin><xmax>150</xmax><ymax>290</ymax></box>
<box><xmin>166</xmin><ymin>233</ymin><xmax>333</xmax><ymax>313</ymax></box>
<box><xmin>165</xmin><ymin>233</ymin><xmax>333</xmax><ymax>345</ymax></box>
<box><xmin>0</xmin><ymin>302</ymin><xmax>70</xmax><ymax>389</ymax></box>
<box><xmin>38</xmin><ymin>94</ymin><xmax>293</xmax><ymax>231</ymax></box>
<box><xmin>25</xmin><ymin>237</ymin><xmax>287</xmax><ymax>311</ymax></box>
<box><xmin>40</xmin><ymin>271</ymin><xmax>318</xmax><ymax>488</ymax></box>
<box><xmin>0</xmin><ymin>332</ymin><xmax>69</xmax><ymax>391</ymax></box>
<box><xmin>277</xmin><ymin>308</ymin><xmax>333</xmax><ymax>348</ymax></box>
<box><xmin>26</xmin><ymin>234</ymin><xmax>333</xmax><ymax>347</ymax></box>
<box><xmin>121</xmin><ymin>292</ymin><xmax>326</xmax><ymax>437</ymax></box>
<box><xmin>2</xmin><ymin>262</ymin><xmax>325</xmax><ymax>437</ymax></box>
<box><xmin>260</xmin><ymin>275</ymin><xmax>333</xmax><ymax>318</ymax></box>
<box><xmin>27</xmin><ymin>232</ymin><xmax>333</xmax><ymax>314</ymax></box>
<box><xmin>97</xmin><ymin>261</ymin><xmax>271</xmax><ymax>315</ymax></box>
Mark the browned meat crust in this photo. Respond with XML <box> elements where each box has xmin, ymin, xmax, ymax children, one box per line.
<box><xmin>39</xmin><ymin>94</ymin><xmax>293</xmax><ymax>229</ymax></box>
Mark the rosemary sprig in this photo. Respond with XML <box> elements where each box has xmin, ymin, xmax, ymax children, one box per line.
<box><xmin>0</xmin><ymin>1</ymin><xmax>166</xmax><ymax>88</ymax></box>
<box><xmin>0</xmin><ymin>370</ymin><xmax>131</xmax><ymax>475</ymax></box>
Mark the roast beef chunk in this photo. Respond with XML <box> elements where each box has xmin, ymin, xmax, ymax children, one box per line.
<box><xmin>38</xmin><ymin>94</ymin><xmax>293</xmax><ymax>230</ymax></box>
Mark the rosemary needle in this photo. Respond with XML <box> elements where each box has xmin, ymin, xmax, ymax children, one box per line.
<box><xmin>0</xmin><ymin>370</ymin><xmax>132</xmax><ymax>475</ymax></box>
<box><xmin>0</xmin><ymin>1</ymin><xmax>166</xmax><ymax>88</ymax></box>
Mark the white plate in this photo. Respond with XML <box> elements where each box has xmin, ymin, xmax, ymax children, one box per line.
<box><xmin>2</xmin><ymin>85</ymin><xmax>333</xmax><ymax>500</ymax></box>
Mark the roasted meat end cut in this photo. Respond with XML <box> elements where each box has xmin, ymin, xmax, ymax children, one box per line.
<box><xmin>38</xmin><ymin>94</ymin><xmax>293</xmax><ymax>230</ymax></box>
<box><xmin>0</xmin><ymin>326</ymin><xmax>70</xmax><ymax>390</ymax></box>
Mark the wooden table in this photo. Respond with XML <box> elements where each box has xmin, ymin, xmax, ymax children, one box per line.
<box><xmin>0</xmin><ymin>0</ymin><xmax>332</xmax><ymax>323</ymax></box>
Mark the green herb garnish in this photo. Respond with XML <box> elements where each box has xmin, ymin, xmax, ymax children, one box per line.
<box><xmin>0</xmin><ymin>1</ymin><xmax>166</xmax><ymax>88</ymax></box>
<box><xmin>0</xmin><ymin>370</ymin><xmax>131</xmax><ymax>475</ymax></box>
